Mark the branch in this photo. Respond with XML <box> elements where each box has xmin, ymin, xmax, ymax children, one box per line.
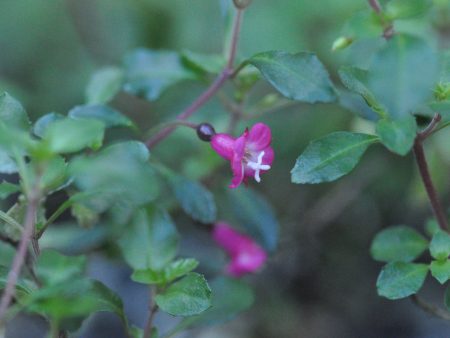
<box><xmin>411</xmin><ymin>295</ymin><xmax>450</xmax><ymax>321</ymax></box>
<box><xmin>143</xmin><ymin>287</ymin><xmax>158</xmax><ymax>338</ymax></box>
<box><xmin>145</xmin><ymin>8</ymin><xmax>244</xmax><ymax>149</ymax></box>
<box><xmin>0</xmin><ymin>186</ymin><xmax>40</xmax><ymax>323</ymax></box>
<box><xmin>368</xmin><ymin>0</ymin><xmax>382</xmax><ymax>13</ymax></box>
<box><xmin>413</xmin><ymin>114</ymin><xmax>448</xmax><ymax>231</ymax></box>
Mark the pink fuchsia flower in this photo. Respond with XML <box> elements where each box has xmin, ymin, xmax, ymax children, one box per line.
<box><xmin>212</xmin><ymin>222</ymin><xmax>267</xmax><ymax>277</ymax></box>
<box><xmin>211</xmin><ymin>123</ymin><xmax>274</xmax><ymax>188</ymax></box>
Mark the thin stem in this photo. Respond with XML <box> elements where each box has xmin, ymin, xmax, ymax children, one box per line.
<box><xmin>411</xmin><ymin>295</ymin><xmax>450</xmax><ymax>321</ymax></box>
<box><xmin>418</xmin><ymin>113</ymin><xmax>442</xmax><ymax>140</ymax></box>
<box><xmin>413</xmin><ymin>136</ymin><xmax>449</xmax><ymax>231</ymax></box>
<box><xmin>145</xmin><ymin>9</ymin><xmax>244</xmax><ymax>149</ymax></box>
<box><xmin>143</xmin><ymin>287</ymin><xmax>158</xmax><ymax>338</ymax></box>
<box><xmin>0</xmin><ymin>184</ymin><xmax>40</xmax><ymax>323</ymax></box>
<box><xmin>368</xmin><ymin>0</ymin><xmax>382</xmax><ymax>13</ymax></box>
<box><xmin>37</xmin><ymin>199</ymin><xmax>73</xmax><ymax>239</ymax></box>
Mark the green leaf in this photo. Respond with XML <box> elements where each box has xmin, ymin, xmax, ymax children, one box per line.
<box><xmin>69</xmin><ymin>141</ymin><xmax>158</xmax><ymax>209</ymax></box>
<box><xmin>169</xmin><ymin>176</ymin><xmax>217</xmax><ymax>224</ymax></box>
<box><xmin>43</xmin><ymin>118</ymin><xmax>105</xmax><ymax>154</ymax></box>
<box><xmin>131</xmin><ymin>258</ymin><xmax>199</xmax><ymax>285</ymax></box>
<box><xmin>166</xmin><ymin>277</ymin><xmax>254</xmax><ymax>335</ymax></box>
<box><xmin>291</xmin><ymin>132</ymin><xmax>378</xmax><ymax>184</ymax></box>
<box><xmin>386</xmin><ymin>0</ymin><xmax>432</xmax><ymax>20</ymax></box>
<box><xmin>123</xmin><ymin>49</ymin><xmax>195</xmax><ymax>101</ymax></box>
<box><xmin>40</xmin><ymin>156</ymin><xmax>68</xmax><ymax>192</ymax></box>
<box><xmin>0</xmin><ymin>92</ymin><xmax>30</xmax><ymax>130</ymax></box>
<box><xmin>376</xmin><ymin>262</ymin><xmax>428</xmax><ymax>300</ymax></box>
<box><xmin>187</xmin><ymin>277</ymin><xmax>254</xmax><ymax>325</ymax></box>
<box><xmin>248</xmin><ymin>51</ymin><xmax>336</xmax><ymax>103</ymax></box>
<box><xmin>370</xmin><ymin>226</ymin><xmax>428</xmax><ymax>262</ymax></box>
<box><xmin>89</xmin><ymin>280</ymin><xmax>127</xmax><ymax>325</ymax></box>
<box><xmin>118</xmin><ymin>207</ymin><xmax>179</xmax><ymax>270</ymax></box>
<box><xmin>367</xmin><ymin>34</ymin><xmax>439</xmax><ymax>118</ymax></box>
<box><xmin>227</xmin><ymin>188</ymin><xmax>279</xmax><ymax>252</ymax></box>
<box><xmin>340</xmin><ymin>10</ymin><xmax>382</xmax><ymax>40</ymax></box>
<box><xmin>375</xmin><ymin>115</ymin><xmax>417</xmax><ymax>155</ymax></box>
<box><xmin>85</xmin><ymin>67</ymin><xmax>124</xmax><ymax>104</ymax></box>
<box><xmin>155</xmin><ymin>273</ymin><xmax>211</xmax><ymax>316</ymax></box>
<box><xmin>0</xmin><ymin>181</ymin><xmax>20</xmax><ymax>199</ymax></box>
<box><xmin>338</xmin><ymin>66</ymin><xmax>386</xmax><ymax>117</ymax></box>
<box><xmin>0</xmin><ymin>150</ymin><xmax>17</xmax><ymax>174</ymax></box>
<box><xmin>430</xmin><ymin>230</ymin><xmax>450</xmax><ymax>261</ymax></box>
<box><xmin>35</xmin><ymin>250</ymin><xmax>86</xmax><ymax>285</ymax></box>
<box><xmin>430</xmin><ymin>260</ymin><xmax>450</xmax><ymax>284</ymax></box>
<box><xmin>425</xmin><ymin>219</ymin><xmax>440</xmax><ymax>237</ymax></box>
<box><xmin>68</xmin><ymin>104</ymin><xmax>134</xmax><ymax>128</ymax></box>
<box><xmin>0</xmin><ymin>121</ymin><xmax>37</xmax><ymax>155</ymax></box>
<box><xmin>181</xmin><ymin>50</ymin><xmax>226</xmax><ymax>75</ymax></box>
<box><xmin>33</xmin><ymin>113</ymin><xmax>65</xmax><ymax>138</ymax></box>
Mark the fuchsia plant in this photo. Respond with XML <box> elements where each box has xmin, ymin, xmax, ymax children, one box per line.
<box><xmin>211</xmin><ymin>122</ymin><xmax>274</xmax><ymax>188</ymax></box>
<box><xmin>212</xmin><ymin>222</ymin><xmax>267</xmax><ymax>277</ymax></box>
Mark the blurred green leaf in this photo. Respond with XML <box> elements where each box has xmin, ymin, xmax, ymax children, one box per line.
<box><xmin>368</xmin><ymin>34</ymin><xmax>439</xmax><ymax>118</ymax></box>
<box><xmin>0</xmin><ymin>92</ymin><xmax>30</xmax><ymax>130</ymax></box>
<box><xmin>69</xmin><ymin>141</ymin><xmax>158</xmax><ymax>209</ymax></box>
<box><xmin>131</xmin><ymin>258</ymin><xmax>198</xmax><ymax>285</ymax></box>
<box><xmin>181</xmin><ymin>50</ymin><xmax>226</xmax><ymax>75</ymax></box>
<box><xmin>430</xmin><ymin>230</ymin><xmax>450</xmax><ymax>261</ymax></box>
<box><xmin>0</xmin><ymin>121</ymin><xmax>37</xmax><ymax>155</ymax></box>
<box><xmin>33</xmin><ymin>113</ymin><xmax>65</xmax><ymax>138</ymax></box>
<box><xmin>248</xmin><ymin>51</ymin><xmax>336</xmax><ymax>103</ymax></box>
<box><xmin>118</xmin><ymin>206</ymin><xmax>179</xmax><ymax>270</ymax></box>
<box><xmin>227</xmin><ymin>188</ymin><xmax>279</xmax><ymax>252</ymax></box>
<box><xmin>155</xmin><ymin>272</ymin><xmax>211</xmax><ymax>316</ymax></box>
<box><xmin>291</xmin><ymin>132</ymin><xmax>378</xmax><ymax>184</ymax></box>
<box><xmin>0</xmin><ymin>150</ymin><xmax>17</xmax><ymax>174</ymax></box>
<box><xmin>370</xmin><ymin>225</ymin><xmax>428</xmax><ymax>262</ymax></box>
<box><xmin>36</xmin><ymin>250</ymin><xmax>86</xmax><ymax>285</ymax></box>
<box><xmin>43</xmin><ymin>118</ymin><xmax>105</xmax><ymax>154</ymax></box>
<box><xmin>341</xmin><ymin>10</ymin><xmax>382</xmax><ymax>40</ymax></box>
<box><xmin>0</xmin><ymin>181</ymin><xmax>20</xmax><ymax>199</ymax></box>
<box><xmin>85</xmin><ymin>67</ymin><xmax>124</xmax><ymax>104</ymax></box>
<box><xmin>40</xmin><ymin>156</ymin><xmax>68</xmax><ymax>192</ymax></box>
<box><xmin>376</xmin><ymin>262</ymin><xmax>428</xmax><ymax>300</ymax></box>
<box><xmin>338</xmin><ymin>66</ymin><xmax>386</xmax><ymax>117</ymax></box>
<box><xmin>170</xmin><ymin>176</ymin><xmax>217</xmax><ymax>224</ymax></box>
<box><xmin>386</xmin><ymin>0</ymin><xmax>432</xmax><ymax>20</ymax></box>
<box><xmin>68</xmin><ymin>104</ymin><xmax>135</xmax><ymax>128</ymax></box>
<box><xmin>430</xmin><ymin>260</ymin><xmax>450</xmax><ymax>284</ymax></box>
<box><xmin>180</xmin><ymin>276</ymin><xmax>254</xmax><ymax>328</ymax></box>
<box><xmin>425</xmin><ymin>219</ymin><xmax>440</xmax><ymax>237</ymax></box>
<box><xmin>375</xmin><ymin>115</ymin><xmax>417</xmax><ymax>155</ymax></box>
<box><xmin>123</xmin><ymin>49</ymin><xmax>195</xmax><ymax>101</ymax></box>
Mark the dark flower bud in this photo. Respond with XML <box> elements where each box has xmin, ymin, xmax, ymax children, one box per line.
<box><xmin>233</xmin><ymin>0</ymin><xmax>252</xmax><ymax>9</ymax></box>
<box><xmin>196</xmin><ymin>123</ymin><xmax>216</xmax><ymax>142</ymax></box>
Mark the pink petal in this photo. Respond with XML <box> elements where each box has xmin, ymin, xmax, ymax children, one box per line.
<box><xmin>229</xmin><ymin>135</ymin><xmax>246</xmax><ymax>189</ymax></box>
<box><xmin>262</xmin><ymin>146</ymin><xmax>274</xmax><ymax>166</ymax></box>
<box><xmin>247</xmin><ymin>123</ymin><xmax>272</xmax><ymax>151</ymax></box>
<box><xmin>226</xmin><ymin>242</ymin><xmax>267</xmax><ymax>277</ymax></box>
<box><xmin>212</xmin><ymin>222</ymin><xmax>248</xmax><ymax>256</ymax></box>
<box><xmin>211</xmin><ymin>134</ymin><xmax>235</xmax><ymax>161</ymax></box>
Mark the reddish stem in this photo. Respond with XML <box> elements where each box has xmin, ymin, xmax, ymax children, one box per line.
<box><xmin>145</xmin><ymin>9</ymin><xmax>243</xmax><ymax>149</ymax></box>
<box><xmin>413</xmin><ymin>114</ymin><xmax>448</xmax><ymax>231</ymax></box>
<box><xmin>0</xmin><ymin>190</ymin><xmax>39</xmax><ymax>323</ymax></box>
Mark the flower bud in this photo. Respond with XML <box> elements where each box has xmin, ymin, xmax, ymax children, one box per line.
<box><xmin>331</xmin><ymin>36</ymin><xmax>353</xmax><ymax>51</ymax></box>
<box><xmin>233</xmin><ymin>0</ymin><xmax>252</xmax><ymax>9</ymax></box>
<box><xmin>196</xmin><ymin>123</ymin><xmax>216</xmax><ymax>142</ymax></box>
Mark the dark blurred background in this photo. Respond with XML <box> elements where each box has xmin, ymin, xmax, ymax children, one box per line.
<box><xmin>1</xmin><ymin>0</ymin><xmax>450</xmax><ymax>337</ymax></box>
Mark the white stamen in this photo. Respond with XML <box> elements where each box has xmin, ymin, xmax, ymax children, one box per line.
<box><xmin>247</xmin><ymin>151</ymin><xmax>271</xmax><ymax>183</ymax></box>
